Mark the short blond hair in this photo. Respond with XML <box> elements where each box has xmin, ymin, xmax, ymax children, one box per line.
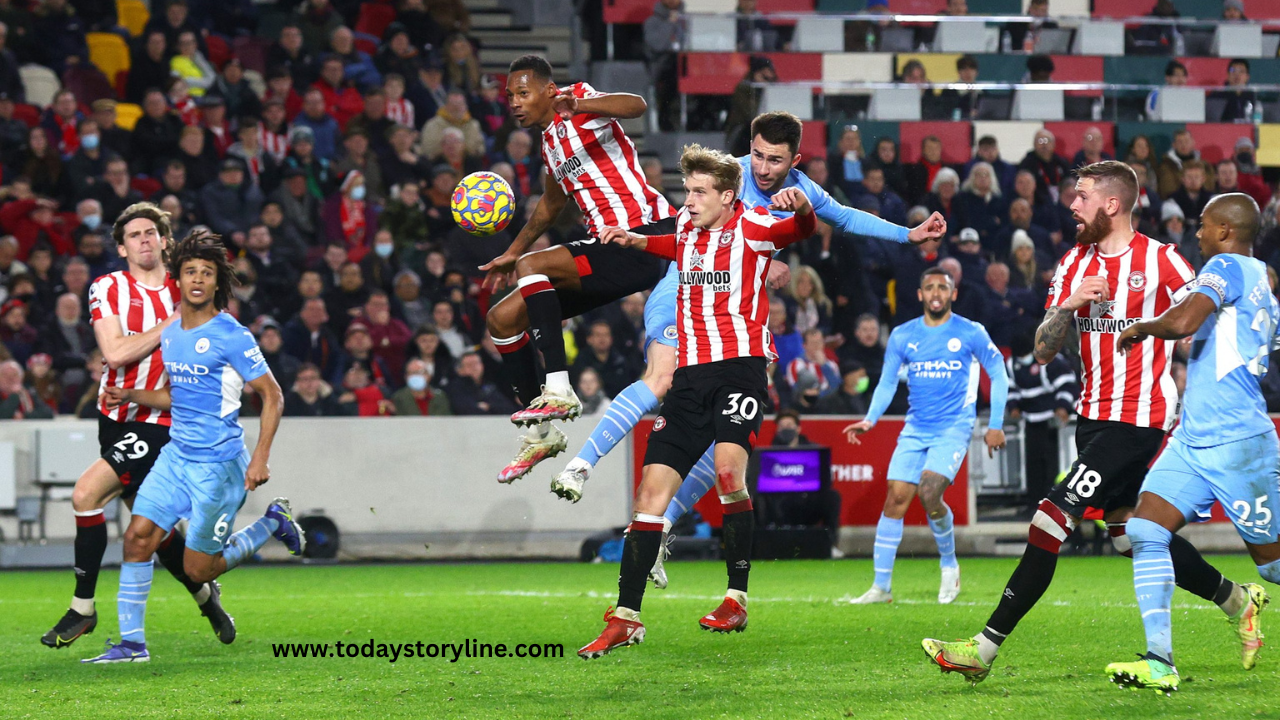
<box><xmin>680</xmin><ymin>144</ymin><xmax>742</xmax><ymax>196</ymax></box>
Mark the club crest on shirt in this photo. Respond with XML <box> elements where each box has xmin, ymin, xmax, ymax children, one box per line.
<box><xmin>1127</xmin><ymin>271</ymin><xmax>1146</xmax><ymax>291</ymax></box>
<box><xmin>947</xmin><ymin>338</ymin><xmax>961</xmax><ymax>352</ymax></box>
<box><xmin>663</xmin><ymin>325</ymin><xmax>678</xmax><ymax>340</ymax></box>
<box><xmin>555</xmin><ymin>123</ymin><xmax>567</xmax><ymax>139</ymax></box>
<box><xmin>653</xmin><ymin>416</ymin><xmax>666</xmax><ymax>431</ymax></box>
<box><xmin>195</xmin><ymin>338</ymin><xmax>210</xmax><ymax>353</ymax></box>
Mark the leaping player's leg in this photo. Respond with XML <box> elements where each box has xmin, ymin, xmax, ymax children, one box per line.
<box><xmin>700</xmin><ymin>442</ymin><xmax>753</xmax><ymax>633</ymax></box>
<box><xmin>510</xmin><ymin>247</ymin><xmax>586</xmax><ymax>425</ymax></box>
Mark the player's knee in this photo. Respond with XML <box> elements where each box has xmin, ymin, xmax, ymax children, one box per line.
<box><xmin>1124</xmin><ymin>516</ymin><xmax>1171</xmax><ymax>551</ymax></box>
<box><xmin>71</xmin><ymin>482</ymin><xmax>103</xmax><ymax>513</ymax></box>
<box><xmin>642</xmin><ymin>370</ymin><xmax>672</xmax><ymax>399</ymax></box>
<box><xmin>918</xmin><ymin>474</ymin><xmax>948</xmax><ymax>512</ymax></box>
<box><xmin>882</xmin><ymin>487</ymin><xmax>913</xmax><ymax>518</ymax></box>
<box><xmin>184</xmin><ymin>557</ymin><xmax>215</xmax><ymax>584</ymax></box>
<box><xmin>122</xmin><ymin>528</ymin><xmax>155</xmax><ymax>562</ymax></box>
<box><xmin>514</xmin><ymin>253</ymin><xmax>543</xmax><ymax>279</ymax></box>
<box><xmin>714</xmin><ymin>467</ymin><xmax>742</xmax><ymax>495</ymax></box>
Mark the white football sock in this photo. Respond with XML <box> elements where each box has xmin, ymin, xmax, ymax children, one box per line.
<box><xmin>546</xmin><ymin>371</ymin><xmax>572</xmax><ymax>395</ymax></box>
<box><xmin>726</xmin><ymin>589</ymin><xmax>748</xmax><ymax>607</ymax></box>
<box><xmin>70</xmin><ymin>596</ymin><xmax>95</xmax><ymax>615</ymax></box>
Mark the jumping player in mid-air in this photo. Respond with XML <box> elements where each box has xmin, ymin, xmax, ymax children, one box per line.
<box><xmin>923</xmin><ymin>161</ymin><xmax>1257</xmax><ymax>686</ymax></box>
<box><xmin>578</xmin><ymin>145</ymin><xmax>816</xmax><ymax>659</ymax></box>
<box><xmin>845</xmin><ymin>267</ymin><xmax>1008</xmax><ymax>606</ymax></box>
<box><xmin>42</xmin><ymin>203</ymin><xmax>234</xmax><ymax>650</ymax></box>
<box><xmin>547</xmin><ymin>111</ymin><xmax>945</xmax><ymax>588</ymax></box>
<box><xmin>83</xmin><ymin>231</ymin><xmax>305</xmax><ymax>664</ymax></box>
<box><xmin>481</xmin><ymin>54</ymin><xmax>675</xmax><ymax>483</ymax></box>
<box><xmin>1106</xmin><ymin>193</ymin><xmax>1275</xmax><ymax>693</ymax></box>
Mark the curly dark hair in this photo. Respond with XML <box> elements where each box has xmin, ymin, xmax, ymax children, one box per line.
<box><xmin>165</xmin><ymin>229</ymin><xmax>237</xmax><ymax>311</ymax></box>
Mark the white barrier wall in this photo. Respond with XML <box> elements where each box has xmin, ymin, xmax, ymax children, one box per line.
<box><xmin>0</xmin><ymin>417</ymin><xmax>634</xmax><ymax>549</ymax></box>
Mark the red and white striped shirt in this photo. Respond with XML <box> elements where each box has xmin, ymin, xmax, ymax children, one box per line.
<box><xmin>386</xmin><ymin>98</ymin><xmax>414</xmax><ymax>129</ymax></box>
<box><xmin>258</xmin><ymin>124</ymin><xmax>289</xmax><ymax>162</ymax></box>
<box><xmin>88</xmin><ymin>271</ymin><xmax>180</xmax><ymax>425</ymax></box>
<box><xmin>1045</xmin><ymin>233</ymin><xmax>1195</xmax><ymax>429</ymax></box>
<box><xmin>539</xmin><ymin>82</ymin><xmax>673</xmax><ymax>236</ymax></box>
<box><xmin>645</xmin><ymin>205</ymin><xmax>816</xmax><ymax>368</ymax></box>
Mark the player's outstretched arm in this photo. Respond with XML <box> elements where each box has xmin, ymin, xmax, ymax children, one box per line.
<box><xmin>94</xmin><ymin>312</ymin><xmax>181</xmax><ymax>370</ymax></box>
<box><xmin>244</xmin><ymin>372</ymin><xmax>284</xmax><ymax>491</ymax></box>
<box><xmin>103</xmin><ymin>385</ymin><xmax>171</xmax><ymax>411</ymax></box>
<box><xmin>764</xmin><ymin>188</ymin><xmax>816</xmax><ymax>248</ymax></box>
<box><xmin>788</xmin><ymin>170</ymin><xmax>926</xmax><ymax>244</ymax></box>
<box><xmin>554</xmin><ymin>91</ymin><xmax>646</xmax><ymax>120</ymax></box>
<box><xmin>479</xmin><ymin>173</ymin><xmax>569</xmax><ymax>291</ymax></box>
<box><xmin>1118</xmin><ymin>293</ymin><xmax>1217</xmax><ymax>354</ymax></box>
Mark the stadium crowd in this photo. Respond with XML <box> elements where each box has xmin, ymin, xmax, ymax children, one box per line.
<box><xmin>0</xmin><ymin>0</ymin><xmax>1278</xmax><ymax>424</ymax></box>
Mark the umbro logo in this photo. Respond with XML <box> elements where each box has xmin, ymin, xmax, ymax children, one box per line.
<box><xmin>1004</xmin><ymin>588</ymin><xmax>1015</xmax><ymax>599</ymax></box>
<box><xmin>735</xmin><ymin>560</ymin><xmax>749</xmax><ymax>569</ymax></box>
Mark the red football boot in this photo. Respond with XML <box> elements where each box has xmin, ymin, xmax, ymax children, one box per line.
<box><xmin>699</xmin><ymin>597</ymin><xmax>748</xmax><ymax>633</ymax></box>
<box><xmin>578</xmin><ymin>607</ymin><xmax>646</xmax><ymax>659</ymax></box>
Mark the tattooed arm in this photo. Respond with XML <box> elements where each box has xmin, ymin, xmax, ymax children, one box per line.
<box><xmin>1035</xmin><ymin>275</ymin><xmax>1109</xmax><ymax>365</ymax></box>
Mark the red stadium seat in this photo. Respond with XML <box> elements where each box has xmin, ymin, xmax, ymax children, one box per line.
<box><xmin>1185</xmin><ymin>123</ymin><xmax>1256</xmax><ymax>164</ymax></box>
<box><xmin>678</xmin><ymin>52</ymin><xmax>821</xmax><ymax>95</ymax></box>
<box><xmin>602</xmin><ymin>0</ymin><xmax>653</xmax><ymax>25</ymax></box>
<box><xmin>131</xmin><ymin>176</ymin><xmax>161</xmax><ymax>197</ymax></box>
<box><xmin>12</xmin><ymin>103</ymin><xmax>39</xmax><ymax>127</ymax></box>
<box><xmin>206</xmin><ymin>34</ymin><xmax>230</xmax><ymax>69</ymax></box>
<box><xmin>1179</xmin><ymin>57</ymin><xmax>1233</xmax><ymax>87</ymax></box>
<box><xmin>757</xmin><ymin>0</ymin><xmax>813</xmax><ymax>26</ymax></box>
<box><xmin>232</xmin><ymin>36</ymin><xmax>272</xmax><ymax>75</ymax></box>
<box><xmin>888</xmin><ymin>0</ymin><xmax>946</xmax><ymax>12</ymax></box>
<box><xmin>800</xmin><ymin>120</ymin><xmax>827</xmax><ymax>160</ymax></box>
<box><xmin>61</xmin><ymin>64</ymin><xmax>115</xmax><ymax>104</ymax></box>
<box><xmin>1091</xmin><ymin>0</ymin><xmax>1167</xmax><ymax>19</ymax></box>
<box><xmin>355</xmin><ymin>3</ymin><xmax>397</xmax><ymax>39</ymax></box>
<box><xmin>1044</xmin><ymin>122</ymin><xmax>1116</xmax><ymax>161</ymax></box>
<box><xmin>355</xmin><ymin>37</ymin><xmax>378</xmax><ymax>56</ymax></box>
<box><xmin>1049</xmin><ymin>54</ymin><xmax>1105</xmax><ymax>98</ymax></box>
<box><xmin>898</xmin><ymin>121</ymin><xmax>972</xmax><ymax>165</ymax></box>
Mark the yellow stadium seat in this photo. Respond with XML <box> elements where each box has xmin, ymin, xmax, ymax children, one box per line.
<box><xmin>896</xmin><ymin>53</ymin><xmax>963</xmax><ymax>83</ymax></box>
<box><xmin>117</xmin><ymin>0</ymin><xmax>149</xmax><ymax>38</ymax></box>
<box><xmin>114</xmin><ymin>102</ymin><xmax>143</xmax><ymax>131</ymax></box>
<box><xmin>1258</xmin><ymin>124</ymin><xmax>1280</xmax><ymax>168</ymax></box>
<box><xmin>87</xmin><ymin>32</ymin><xmax>130</xmax><ymax>86</ymax></box>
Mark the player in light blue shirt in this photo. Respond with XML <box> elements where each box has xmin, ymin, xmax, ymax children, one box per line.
<box><xmin>845</xmin><ymin>267</ymin><xmax>1008</xmax><ymax>606</ymax></box>
<box><xmin>550</xmin><ymin>113</ymin><xmax>946</xmax><ymax>588</ymax></box>
<box><xmin>84</xmin><ymin>231</ymin><xmax>304</xmax><ymax>664</ymax></box>
<box><xmin>1107</xmin><ymin>194</ymin><xmax>1280</xmax><ymax>692</ymax></box>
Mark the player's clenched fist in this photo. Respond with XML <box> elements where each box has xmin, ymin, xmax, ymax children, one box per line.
<box><xmin>907</xmin><ymin>211</ymin><xmax>947</xmax><ymax>244</ymax></box>
<box><xmin>768</xmin><ymin>188</ymin><xmax>812</xmax><ymax>215</ymax></box>
<box><xmin>245</xmin><ymin>457</ymin><xmax>270</xmax><ymax>490</ymax></box>
<box><xmin>1064</xmin><ymin>275</ymin><xmax>1109</xmax><ymax>310</ymax></box>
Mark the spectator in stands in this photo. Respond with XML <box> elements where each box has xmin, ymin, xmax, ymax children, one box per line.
<box><xmin>441</xmin><ymin>32</ymin><xmax>480</xmax><ymax>94</ymax></box>
<box><xmin>125</xmin><ymin>31</ymin><xmax>171</xmax><ymax>105</ymax></box>
<box><xmin>24</xmin><ymin>244</ymin><xmax>56</xmax><ymax>310</ymax></box>
<box><xmin>949</xmin><ymin>227</ymin><xmax>987</xmax><ymax>289</ymax></box>
<box><xmin>937</xmin><ymin>55</ymin><xmax>980</xmax><ymax>121</ymax></box>
<box><xmin>1131</xmin><ymin>163</ymin><xmax>1159</xmax><ymax>233</ymax></box>
<box><xmin>884</xmin><ymin>236</ymin><xmax>943</xmax><ymax>326</ymax></box>
<box><xmin>377</xmin><ymin>25</ymin><xmax>421</xmax><ymax>83</ymax></box>
<box><xmin>1158</xmin><ymin>199</ymin><xmax>1198</xmax><ymax>270</ymax></box>
<box><xmin>1072</xmin><ymin>127</ymin><xmax>1112</xmax><ymax>168</ymax></box>
<box><xmin>815</xmin><ymin>360</ymin><xmax>869</xmax><ymax>415</ymax></box>
<box><xmin>785</xmin><ymin>327</ymin><xmax>839</xmax><ymax>405</ymax></box>
<box><xmin>347</xmin><ymin>89</ymin><xmax>396</xmax><ymax>160</ymax></box>
<box><xmin>40</xmin><ymin>90</ymin><xmax>81</xmax><ymax>160</ymax></box>
<box><xmin>282</xmin><ymin>362</ymin><xmax>342</xmax><ymax>416</ymax></box>
<box><xmin>76</xmin><ymin>231</ymin><xmax>118</xmax><ymax>280</ymax></box>
<box><xmin>1213</xmin><ymin>58</ymin><xmax>1260</xmax><ymax>123</ymax></box>
<box><xmin>423</xmin><ymin>164</ymin><xmax>459</xmax><ymax>236</ymax></box>
<box><xmin>1024</xmin><ymin>54</ymin><xmax>1054</xmax><ymax>83</ymax></box>
<box><xmin>283</xmin><ymin>296</ymin><xmax>343</xmax><ymax>383</ymax></box>
<box><xmin>333</xmin><ymin>127</ymin><xmax>384</xmax><ymax>203</ymax></box>
<box><xmin>286</xmin><ymin>126</ymin><xmax>339</xmax><ymax>200</ymax></box>
<box><xmin>923</xmin><ymin>167</ymin><xmax>960</xmax><ymax>231</ymax></box>
<box><xmin>1144</xmin><ymin>60</ymin><xmax>1187</xmax><ymax>122</ymax></box>
<box><xmin>360</xmin><ymin>228</ymin><xmax>400</xmax><ymax>293</ymax></box>
<box><xmin>334</xmin><ymin>358</ymin><xmax>394</xmax><ymax>416</ymax></box>
<box><xmin>174</xmin><ymin>124</ymin><xmax>219</xmax><ymax>190</ymax></box>
<box><xmin>1018</xmin><ymin>129</ymin><xmax>1070</xmax><ymax>204</ymax></box>
<box><xmin>32</xmin><ymin>0</ymin><xmax>86</xmax><ymax>75</ymax></box>
<box><xmin>570</xmin><ymin>319</ymin><xmax>632</xmax><ymax>398</ymax></box>
<box><xmin>210</xmin><ymin>58</ymin><xmax>261</xmax><ymax>121</ymax></box>
<box><xmin>91</xmin><ymin>100</ymin><xmax>130</xmax><ymax>165</ymax></box>
<box><xmin>269</xmin><ymin>25</ymin><xmax>314</xmax><ymax>92</ymax></box>
<box><xmin>1009</xmin><ymin>230</ymin><xmax>1050</xmax><ymax>296</ymax></box>
<box><xmin>55</xmin><ymin>256</ymin><xmax>89</xmax><ymax>312</ymax></box>
<box><xmin>325</xmin><ymin>260</ymin><xmax>369</xmax><ymax>336</ymax></box>
<box><xmin>37</xmin><ymin>291</ymin><xmax>92</xmax><ymax>386</ymax></box>
<box><xmin>855</xmin><ymin>166</ymin><xmax>906</xmax><ymax>227</ymax></box>
<box><xmin>905</xmin><ymin>136</ymin><xmax>945</xmax><ymax>206</ymax></box>
<box><xmin>201</xmin><ymin>158</ymin><xmax>263</xmax><ymax>238</ymax></box>
<box><xmin>0</xmin><ymin>93</ymin><xmax>26</xmax><ymax>166</ymax></box>
<box><xmin>392</xmin><ymin>356</ymin><xmax>450</xmax><ymax>415</ymax></box>
<box><xmin>313</xmin><ymin>54</ymin><xmax>365</xmax><ymax>131</ymax></box>
<box><xmin>0</xmin><ymin>297</ymin><xmax>36</xmax><ymax>363</ymax></box>
<box><xmin>329</xmin><ymin>26</ymin><xmax>380</xmax><ymax>92</ymax></box>
<box><xmin>381</xmin><ymin>180</ymin><xmax>429</xmax><ymax>253</ymax></box>
<box><xmin>433</xmin><ymin>126</ymin><xmax>482</xmax><ymax>177</ymax></box>
<box><xmin>427</xmin><ymin>0</ymin><xmax>471</xmax><ymax>35</ymax></box>
<box><xmin>1223</xmin><ymin>0</ymin><xmax>1246</xmax><ymax>21</ymax></box>
<box><xmin>844</xmin><ymin>0</ymin><xmax>892</xmax><ymax>51</ymax></box>
<box><xmin>299</xmin><ymin>0</ymin><xmax>343</xmax><ymax>54</ymax></box>
<box><xmin>419</xmin><ymin>88</ymin><xmax>484</xmax><ymax>160</ymax></box>
<box><xmin>379</xmin><ymin>124</ymin><xmax>428</xmax><ymax>189</ymax></box>
<box><xmin>988</xmin><ymin>198</ymin><xmax>1050</xmax><ymax>262</ymax></box>
<box><xmin>470</xmin><ymin>74</ymin><xmax>508</xmax><ymax>141</ymax></box>
<box><xmin>1010</xmin><ymin>169</ymin><xmax>1053</xmax><ymax>231</ymax></box>
<box><xmin>955</xmin><ymin>162</ymin><xmax>1004</xmax><ymax>247</ymax></box>
<box><xmin>0</xmin><ymin>356</ymin><xmax>52</xmax><ymax>418</ymax></box>
<box><xmin>394</xmin><ymin>270</ymin><xmax>430</xmax><ymax>329</ymax></box>
<box><xmin>274</xmin><ymin>166</ymin><xmax>326</xmax><ymax>251</ymax></box>
<box><xmin>170</xmin><ymin>30</ymin><xmax>215</xmax><ymax>98</ymax></box>
<box><xmin>0</xmin><ymin>236</ymin><xmax>27</xmax><ymax>301</ymax></box>
<box><xmin>867</xmin><ymin>137</ymin><xmax>908</xmax><ymax>200</ymax></box>
<box><xmin>1125</xmin><ymin>135</ymin><xmax>1159</xmax><ymax>195</ymax></box>
<box><xmin>447</xmin><ymin>350</ymin><xmax>515</xmax><ymax>416</ymax></box>
<box><xmin>1005</xmin><ymin>0</ymin><xmax>1054</xmax><ymax>52</ymax></box>
<box><xmin>1169</xmin><ymin>159</ymin><xmax>1212</xmax><ymax>231</ymax></box>
<box><xmin>643</xmin><ymin>0</ymin><xmax>685</xmax><ymax>133</ymax></box>
<box><xmin>0</xmin><ymin>195</ymin><xmax>73</xmax><ymax>258</ymax></box>
<box><xmin>242</xmin><ymin>223</ymin><xmax>295</xmax><ymax>312</ymax></box>
<box><xmin>736</xmin><ymin>0</ymin><xmax>779</xmax><ymax>52</ymax></box>
<box><xmin>323</xmin><ymin>169</ymin><xmax>375</xmax><ymax>260</ymax></box>
<box><xmin>132</xmin><ymin>90</ymin><xmax>184</xmax><ymax>176</ymax></box>
<box><xmin>1006</xmin><ymin>330</ymin><xmax>1075</xmax><ymax>517</ymax></box>
<box><xmin>293</xmin><ymin>90</ymin><xmax>341</xmax><ymax>162</ymax></box>
<box><xmin>408</xmin><ymin>324</ymin><xmax>453</xmax><ymax>384</ymax></box>
<box><xmin>0</xmin><ymin>22</ymin><xmax>21</xmax><ymax>101</ymax></box>
<box><xmin>66</xmin><ymin>119</ymin><xmax>107</xmax><ymax>199</ymax></box>
<box><xmin>1157</xmin><ymin>129</ymin><xmax>1211</xmax><ymax>198</ymax></box>
<box><xmin>395</xmin><ymin>0</ymin><xmax>444</xmax><ymax>51</ymax></box>
<box><xmin>831</xmin><ymin>126</ymin><xmax>865</xmax><ymax>200</ymax></box>
<box><xmin>339</xmin><ymin>320</ymin><xmax>393</xmax><ymax>387</ymax></box>
<box><xmin>785</xmin><ymin>265</ymin><xmax>832</xmax><ymax>335</ymax></box>
<box><xmin>1217</xmin><ymin>156</ymin><xmax>1270</xmax><ymax>209</ymax></box>
<box><xmin>408</xmin><ymin>56</ymin><xmax>448</xmax><ymax>127</ymax></box>
<box><xmin>725</xmin><ymin>56</ymin><xmax>775</xmax><ymax>156</ymax></box>
<box><xmin>228</xmin><ymin>119</ymin><xmax>277</xmax><ymax>191</ymax></box>
<box><xmin>1046</xmin><ymin>176</ymin><xmax>1078</xmax><ymax>252</ymax></box>
<box><xmin>980</xmin><ymin>261</ymin><xmax>1037</xmax><ymax>349</ymax></box>
<box><xmin>899</xmin><ymin>59</ymin><xmax>926</xmax><ymax>85</ymax></box>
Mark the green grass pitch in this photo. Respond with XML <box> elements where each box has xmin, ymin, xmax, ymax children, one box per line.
<box><xmin>3</xmin><ymin>556</ymin><xmax>1278</xmax><ymax>719</ymax></box>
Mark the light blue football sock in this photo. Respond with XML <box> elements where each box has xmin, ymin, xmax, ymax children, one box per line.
<box><xmin>929</xmin><ymin>506</ymin><xmax>958</xmax><ymax>570</ymax></box>
<box><xmin>873</xmin><ymin>514</ymin><xmax>904</xmax><ymax>593</ymax></box>
<box><xmin>1128</xmin><ymin>517</ymin><xmax>1176</xmax><ymax>664</ymax></box>
<box><xmin>118</xmin><ymin>560</ymin><xmax>153</xmax><ymax>647</ymax></box>
<box><xmin>222</xmin><ymin>516</ymin><xmax>279</xmax><ymax>571</ymax></box>
<box><xmin>577</xmin><ymin>380</ymin><xmax>658</xmax><ymax>467</ymax></box>
<box><xmin>664</xmin><ymin>445</ymin><xmax>718</xmax><ymax>526</ymax></box>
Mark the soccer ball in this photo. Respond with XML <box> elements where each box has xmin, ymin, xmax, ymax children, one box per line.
<box><xmin>451</xmin><ymin>172</ymin><xmax>516</xmax><ymax>236</ymax></box>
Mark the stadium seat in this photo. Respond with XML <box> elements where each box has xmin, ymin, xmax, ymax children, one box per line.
<box><xmin>12</xmin><ymin>103</ymin><xmax>39</xmax><ymax>127</ymax></box>
<box><xmin>354</xmin><ymin>3</ymin><xmax>398</xmax><ymax>40</ymax></box>
<box><xmin>1012</xmin><ymin>88</ymin><xmax>1064</xmax><ymax>120</ymax></box>
<box><xmin>116</xmin><ymin>0</ymin><xmax>148</xmax><ymax>37</ymax></box>
<box><xmin>899</xmin><ymin>121</ymin><xmax>972</xmax><ymax>164</ymax></box>
<box><xmin>794</xmin><ymin>16</ymin><xmax>844</xmax><ymax>52</ymax></box>
<box><xmin>1043</xmin><ymin>0</ymin><xmax>1089</xmax><ymax>16</ymax></box>
<box><xmin>1257</xmin><ymin>124</ymin><xmax>1280</xmax><ymax>167</ymax></box>
<box><xmin>1049</xmin><ymin>54</ymin><xmax>1104</xmax><ymax>97</ymax></box>
<box><xmin>206</xmin><ymin>34</ymin><xmax>230</xmax><ymax>69</ymax></box>
<box><xmin>933</xmin><ymin>21</ymin><xmax>990</xmax><ymax>53</ymax></box>
<box><xmin>114</xmin><ymin>102</ymin><xmax>142</xmax><ymax>130</ymax></box>
<box><xmin>1156</xmin><ymin>86</ymin><xmax>1208</xmax><ymax>123</ymax></box>
<box><xmin>1116</xmin><ymin>121</ymin><xmax>1182</xmax><ymax>159</ymax></box>
<box><xmin>603</xmin><ymin>0</ymin><xmax>658</xmax><ymax>23</ymax></box>
<box><xmin>232</xmin><ymin>36</ymin><xmax>272</xmax><ymax>75</ymax></box>
<box><xmin>1186</xmin><ymin>123</ymin><xmax>1256</xmax><ymax>164</ymax></box>
<box><xmin>678</xmin><ymin>52</ymin><xmax>822</xmax><ymax>95</ymax></box>
<box><xmin>823</xmin><ymin>52</ymin><xmax>893</xmax><ymax>84</ymax></box>
<box><xmin>799</xmin><ymin>120</ymin><xmax>827</xmax><ymax>159</ymax></box>
<box><xmin>686</xmin><ymin>16</ymin><xmax>737</xmax><ymax>51</ymax></box>
<box><xmin>869</xmin><ymin>87</ymin><xmax>922</xmax><ymax>120</ymax></box>
<box><xmin>974</xmin><ymin>119</ymin><xmax>1041</xmax><ymax>161</ymax></box>
<box><xmin>61</xmin><ymin>64</ymin><xmax>115</xmax><ymax>104</ymax></box>
<box><xmin>1073</xmin><ymin>21</ymin><xmax>1124</xmax><ymax>56</ymax></box>
<box><xmin>684</xmin><ymin>0</ymin><xmax>734</xmax><ymax>11</ymax></box>
<box><xmin>87</xmin><ymin>32</ymin><xmax>129</xmax><ymax>90</ymax></box>
<box><xmin>1211</xmin><ymin>23</ymin><xmax>1263</xmax><ymax>58</ymax></box>
<box><xmin>1043</xmin><ymin>121</ymin><xmax>1116</xmax><ymax>160</ymax></box>
<box><xmin>897</xmin><ymin>53</ymin><xmax>963</xmax><ymax>83</ymax></box>
<box><xmin>19</xmin><ymin>64</ymin><xmax>59</xmax><ymax>108</ymax></box>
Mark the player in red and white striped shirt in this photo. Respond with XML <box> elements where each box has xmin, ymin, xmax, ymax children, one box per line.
<box><xmin>41</xmin><ymin>203</ymin><xmax>234</xmax><ymax>650</ymax></box>
<box><xmin>925</xmin><ymin>161</ymin><xmax>1249</xmax><ymax>685</ymax></box>
<box><xmin>579</xmin><ymin>145</ymin><xmax>814</xmax><ymax>659</ymax></box>
<box><xmin>482</xmin><ymin>55</ymin><xmax>675</xmax><ymax>484</ymax></box>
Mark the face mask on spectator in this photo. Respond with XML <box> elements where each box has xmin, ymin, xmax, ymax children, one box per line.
<box><xmin>854</xmin><ymin>376</ymin><xmax>869</xmax><ymax>394</ymax></box>
<box><xmin>774</xmin><ymin>427</ymin><xmax>797</xmax><ymax>445</ymax></box>
<box><xmin>375</xmin><ymin>243</ymin><xmax>394</xmax><ymax>258</ymax></box>
<box><xmin>82</xmin><ymin>214</ymin><xmax>102</xmax><ymax>230</ymax></box>
<box><xmin>406</xmin><ymin>374</ymin><xmax>428</xmax><ymax>391</ymax></box>
<box><xmin>82</xmin><ymin>134</ymin><xmax>100</xmax><ymax>150</ymax></box>
<box><xmin>350</xmin><ymin>185</ymin><xmax>367</xmax><ymax>201</ymax></box>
